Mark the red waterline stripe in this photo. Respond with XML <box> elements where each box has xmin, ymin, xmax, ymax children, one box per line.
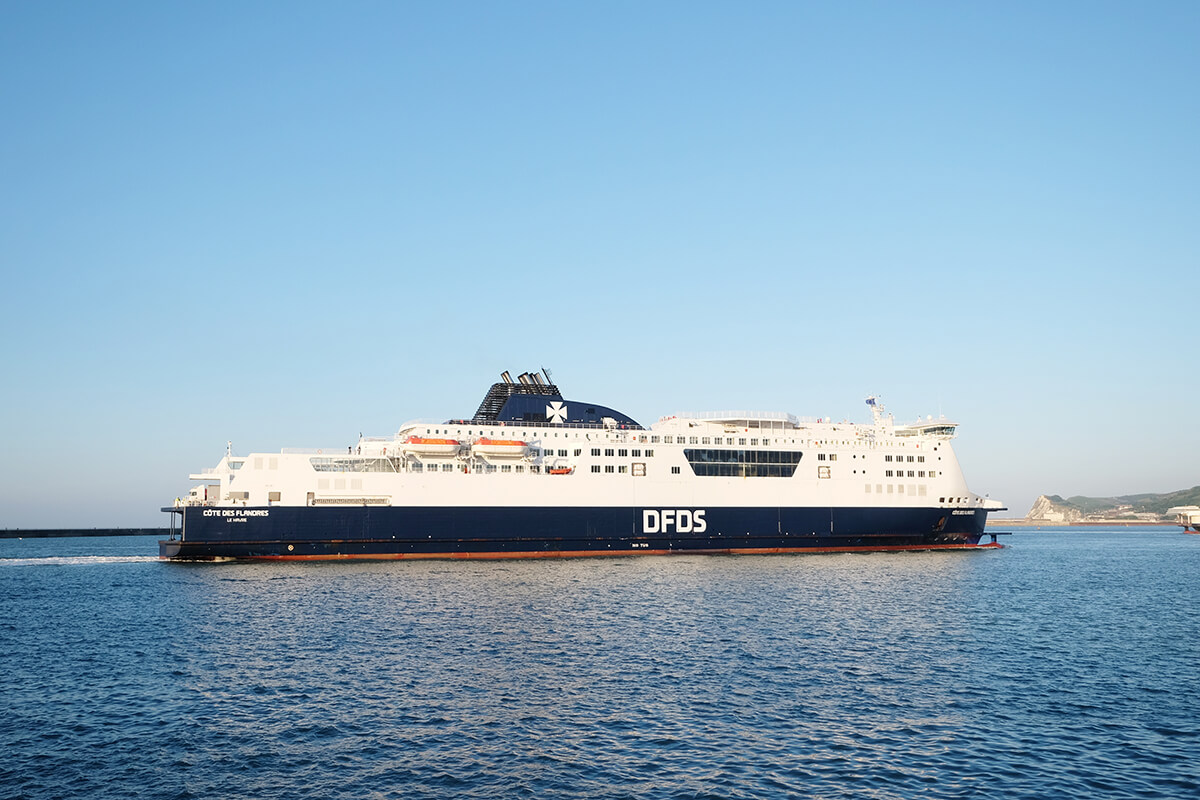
<box><xmin>162</xmin><ymin>542</ymin><xmax>1002</xmax><ymax>561</ymax></box>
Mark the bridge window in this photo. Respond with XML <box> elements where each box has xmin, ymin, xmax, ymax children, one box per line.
<box><xmin>683</xmin><ymin>449</ymin><xmax>803</xmax><ymax>478</ymax></box>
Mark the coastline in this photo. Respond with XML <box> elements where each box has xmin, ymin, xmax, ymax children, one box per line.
<box><xmin>986</xmin><ymin>519</ymin><xmax>1174</xmax><ymax>528</ymax></box>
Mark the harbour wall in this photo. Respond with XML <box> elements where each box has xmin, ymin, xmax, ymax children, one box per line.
<box><xmin>1</xmin><ymin>528</ymin><xmax>170</xmax><ymax>539</ymax></box>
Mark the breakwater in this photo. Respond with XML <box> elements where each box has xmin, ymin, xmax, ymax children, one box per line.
<box><xmin>0</xmin><ymin>528</ymin><xmax>169</xmax><ymax>539</ymax></box>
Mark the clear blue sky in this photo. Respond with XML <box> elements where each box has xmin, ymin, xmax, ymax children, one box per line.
<box><xmin>2</xmin><ymin>2</ymin><xmax>1196</xmax><ymax>527</ymax></box>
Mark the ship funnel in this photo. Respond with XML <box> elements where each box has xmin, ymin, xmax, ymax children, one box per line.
<box><xmin>501</xmin><ymin>371</ymin><xmax>514</xmax><ymax>385</ymax></box>
<box><xmin>517</xmin><ymin>372</ymin><xmax>532</xmax><ymax>385</ymax></box>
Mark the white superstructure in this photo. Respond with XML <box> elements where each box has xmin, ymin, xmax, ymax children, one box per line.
<box><xmin>180</xmin><ymin>397</ymin><xmax>1002</xmax><ymax>515</ymax></box>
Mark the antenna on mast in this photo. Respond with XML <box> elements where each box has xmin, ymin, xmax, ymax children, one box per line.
<box><xmin>865</xmin><ymin>396</ymin><xmax>886</xmax><ymax>425</ymax></box>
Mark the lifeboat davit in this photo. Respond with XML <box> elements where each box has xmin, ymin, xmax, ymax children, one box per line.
<box><xmin>401</xmin><ymin>436</ymin><xmax>461</xmax><ymax>456</ymax></box>
<box><xmin>471</xmin><ymin>437</ymin><xmax>529</xmax><ymax>458</ymax></box>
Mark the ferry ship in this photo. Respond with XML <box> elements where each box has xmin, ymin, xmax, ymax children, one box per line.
<box><xmin>160</xmin><ymin>370</ymin><xmax>1007</xmax><ymax>561</ymax></box>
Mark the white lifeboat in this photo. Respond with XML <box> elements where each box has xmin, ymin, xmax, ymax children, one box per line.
<box><xmin>401</xmin><ymin>436</ymin><xmax>462</xmax><ymax>456</ymax></box>
<box><xmin>471</xmin><ymin>437</ymin><xmax>529</xmax><ymax>458</ymax></box>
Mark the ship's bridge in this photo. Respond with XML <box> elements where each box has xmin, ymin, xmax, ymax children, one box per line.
<box><xmin>895</xmin><ymin>420</ymin><xmax>958</xmax><ymax>438</ymax></box>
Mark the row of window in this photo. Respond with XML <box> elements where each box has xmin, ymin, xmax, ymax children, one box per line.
<box><xmin>665</xmin><ymin>436</ymin><xmax>775</xmax><ymax>445</ymax></box>
<box><xmin>420</xmin><ymin>427</ymin><xmax>940</xmax><ymax>450</ymax></box>
<box><xmin>415</xmin><ymin>428</ymin><xmax>937</xmax><ymax>457</ymax></box>
<box><xmin>590</xmin><ymin>448</ymin><xmax>656</xmax><ymax>458</ymax></box>
<box><xmin>693</xmin><ymin>464</ymin><xmax>800</xmax><ymax>478</ymax></box>
<box><xmin>684</xmin><ymin>449</ymin><xmax>804</xmax><ymax>479</ymax></box>
<box><xmin>393</xmin><ymin>462</ymin><xmax>942</xmax><ymax>481</ymax></box>
<box><xmin>311</xmin><ymin>457</ymin><xmax>395</xmax><ymax>473</ymax></box>
<box><xmin>405</xmin><ymin>464</ymin><xmax>576</xmax><ymax>474</ymax></box>
<box><xmin>864</xmin><ymin>484</ymin><xmax>930</xmax><ymax>496</ymax></box>
<box><xmin>684</xmin><ymin>449</ymin><xmax>804</xmax><ymax>465</ymax></box>
<box><xmin>410</xmin><ymin>463</ymin><xmax>460</xmax><ymax>473</ymax></box>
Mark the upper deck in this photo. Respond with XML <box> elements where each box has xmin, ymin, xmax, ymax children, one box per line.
<box><xmin>171</xmin><ymin>369</ymin><xmax>1000</xmax><ymax>513</ymax></box>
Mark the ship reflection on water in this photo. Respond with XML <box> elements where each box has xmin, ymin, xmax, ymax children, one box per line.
<box><xmin>2</xmin><ymin>530</ymin><xmax>1196</xmax><ymax>799</ymax></box>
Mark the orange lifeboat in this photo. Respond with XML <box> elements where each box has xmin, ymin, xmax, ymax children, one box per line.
<box><xmin>471</xmin><ymin>438</ymin><xmax>529</xmax><ymax>458</ymax></box>
<box><xmin>401</xmin><ymin>436</ymin><xmax>462</xmax><ymax>456</ymax></box>
<box><xmin>548</xmin><ymin>467</ymin><xmax>574</xmax><ymax>475</ymax></box>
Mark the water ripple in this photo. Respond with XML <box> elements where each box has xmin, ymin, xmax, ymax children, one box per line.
<box><xmin>0</xmin><ymin>555</ymin><xmax>160</xmax><ymax>566</ymax></box>
<box><xmin>1</xmin><ymin>531</ymin><xmax>1198</xmax><ymax>799</ymax></box>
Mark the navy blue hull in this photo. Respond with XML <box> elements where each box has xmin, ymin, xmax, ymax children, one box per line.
<box><xmin>160</xmin><ymin>505</ymin><xmax>998</xmax><ymax>560</ymax></box>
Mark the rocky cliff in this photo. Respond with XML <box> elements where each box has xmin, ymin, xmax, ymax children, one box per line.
<box><xmin>1026</xmin><ymin>495</ymin><xmax>1084</xmax><ymax>523</ymax></box>
<box><xmin>1024</xmin><ymin>487</ymin><xmax>1200</xmax><ymax>522</ymax></box>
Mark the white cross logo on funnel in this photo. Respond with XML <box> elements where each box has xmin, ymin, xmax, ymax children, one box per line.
<box><xmin>546</xmin><ymin>401</ymin><xmax>567</xmax><ymax>423</ymax></box>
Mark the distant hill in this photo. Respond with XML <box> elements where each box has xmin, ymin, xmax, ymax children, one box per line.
<box><xmin>1027</xmin><ymin>486</ymin><xmax>1200</xmax><ymax>521</ymax></box>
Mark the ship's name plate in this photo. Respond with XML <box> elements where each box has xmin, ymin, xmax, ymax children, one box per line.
<box><xmin>203</xmin><ymin>509</ymin><xmax>270</xmax><ymax>518</ymax></box>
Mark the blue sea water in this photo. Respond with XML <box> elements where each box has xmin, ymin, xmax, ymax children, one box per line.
<box><xmin>1</xmin><ymin>529</ymin><xmax>1197</xmax><ymax>800</ymax></box>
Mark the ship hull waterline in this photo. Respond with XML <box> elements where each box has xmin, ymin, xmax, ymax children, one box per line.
<box><xmin>159</xmin><ymin>505</ymin><xmax>1003</xmax><ymax>561</ymax></box>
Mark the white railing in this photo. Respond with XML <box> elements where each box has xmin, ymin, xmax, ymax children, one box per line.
<box><xmin>669</xmin><ymin>410</ymin><xmax>802</xmax><ymax>425</ymax></box>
